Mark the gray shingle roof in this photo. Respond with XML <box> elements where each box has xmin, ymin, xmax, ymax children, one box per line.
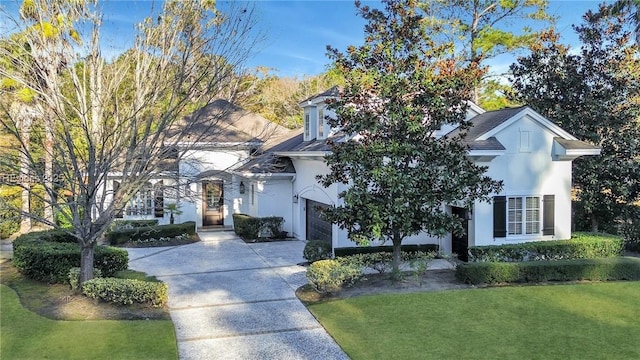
<box><xmin>298</xmin><ymin>86</ymin><xmax>341</xmax><ymax>105</ymax></box>
<box><xmin>554</xmin><ymin>137</ymin><xmax>600</xmax><ymax>150</ymax></box>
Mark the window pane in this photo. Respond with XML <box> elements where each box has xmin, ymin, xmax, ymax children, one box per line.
<box><xmin>507</xmin><ymin>197</ymin><xmax>523</xmax><ymax>235</ymax></box>
<box><xmin>525</xmin><ymin>197</ymin><xmax>540</xmax><ymax>235</ymax></box>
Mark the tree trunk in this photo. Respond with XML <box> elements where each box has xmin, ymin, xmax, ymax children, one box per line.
<box><xmin>43</xmin><ymin>116</ymin><xmax>54</xmax><ymax>227</ymax></box>
<box><xmin>591</xmin><ymin>215</ymin><xmax>599</xmax><ymax>233</ymax></box>
<box><xmin>18</xmin><ymin>106</ymin><xmax>32</xmax><ymax>234</ymax></box>
<box><xmin>391</xmin><ymin>234</ymin><xmax>403</xmax><ymax>281</ymax></box>
<box><xmin>79</xmin><ymin>243</ymin><xmax>95</xmax><ymax>284</ymax></box>
<box><xmin>20</xmin><ymin>185</ymin><xmax>31</xmax><ymax>233</ymax></box>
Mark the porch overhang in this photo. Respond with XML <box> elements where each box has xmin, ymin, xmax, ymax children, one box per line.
<box><xmin>552</xmin><ymin>137</ymin><xmax>601</xmax><ymax>161</ymax></box>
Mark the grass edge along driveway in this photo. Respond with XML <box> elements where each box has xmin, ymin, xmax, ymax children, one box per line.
<box><xmin>309</xmin><ymin>282</ymin><xmax>640</xmax><ymax>360</ymax></box>
<box><xmin>0</xmin><ymin>284</ymin><xmax>178</xmax><ymax>360</ymax></box>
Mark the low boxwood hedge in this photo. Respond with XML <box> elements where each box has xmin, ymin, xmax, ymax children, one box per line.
<box><xmin>106</xmin><ymin>221</ymin><xmax>196</xmax><ymax>245</ymax></box>
<box><xmin>468</xmin><ymin>232</ymin><xmax>623</xmax><ymax>262</ymax></box>
<box><xmin>334</xmin><ymin>244</ymin><xmax>439</xmax><ymax>257</ymax></box>
<box><xmin>82</xmin><ymin>277</ymin><xmax>168</xmax><ymax>308</ymax></box>
<box><xmin>110</xmin><ymin>219</ymin><xmax>159</xmax><ymax>230</ymax></box>
<box><xmin>13</xmin><ymin>230</ymin><xmax>128</xmax><ymax>283</ymax></box>
<box><xmin>232</xmin><ymin>213</ymin><xmax>284</xmax><ymax>239</ymax></box>
<box><xmin>455</xmin><ymin>257</ymin><xmax>640</xmax><ymax>285</ymax></box>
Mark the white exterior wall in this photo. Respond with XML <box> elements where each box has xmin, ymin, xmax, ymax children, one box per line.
<box><xmin>290</xmin><ymin>158</ymin><xmax>342</xmax><ymax>246</ymax></box>
<box><xmin>256</xmin><ymin>179</ymin><xmax>294</xmax><ymax>234</ymax></box>
<box><xmin>471</xmin><ymin>114</ymin><xmax>573</xmax><ymax>247</ymax></box>
<box><xmin>289</xmin><ymin>157</ymin><xmax>444</xmax><ymax>250</ymax></box>
<box><xmin>178</xmin><ymin>148</ymin><xmax>251</xmax><ymax>228</ymax></box>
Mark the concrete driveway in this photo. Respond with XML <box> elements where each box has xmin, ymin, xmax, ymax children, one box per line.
<box><xmin>126</xmin><ymin>231</ymin><xmax>348</xmax><ymax>360</ymax></box>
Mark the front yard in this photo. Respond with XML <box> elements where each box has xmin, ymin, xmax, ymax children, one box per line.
<box><xmin>1</xmin><ymin>284</ymin><xmax>178</xmax><ymax>359</ymax></box>
<box><xmin>309</xmin><ymin>282</ymin><xmax>640</xmax><ymax>359</ymax></box>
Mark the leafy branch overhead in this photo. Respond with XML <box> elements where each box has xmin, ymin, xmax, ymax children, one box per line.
<box><xmin>319</xmin><ymin>0</ymin><xmax>502</xmax><ymax>277</ymax></box>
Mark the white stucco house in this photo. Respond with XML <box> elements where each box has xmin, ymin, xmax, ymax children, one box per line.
<box><xmin>106</xmin><ymin>89</ymin><xmax>600</xmax><ymax>260</ymax></box>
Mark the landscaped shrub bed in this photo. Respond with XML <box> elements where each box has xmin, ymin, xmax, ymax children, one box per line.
<box><xmin>334</xmin><ymin>244</ymin><xmax>439</xmax><ymax>257</ymax></box>
<box><xmin>106</xmin><ymin>221</ymin><xmax>196</xmax><ymax>245</ymax></box>
<box><xmin>82</xmin><ymin>277</ymin><xmax>168</xmax><ymax>308</ymax></box>
<box><xmin>232</xmin><ymin>213</ymin><xmax>284</xmax><ymax>239</ymax></box>
<box><xmin>13</xmin><ymin>230</ymin><xmax>128</xmax><ymax>283</ymax></box>
<box><xmin>455</xmin><ymin>257</ymin><xmax>640</xmax><ymax>284</ymax></box>
<box><xmin>468</xmin><ymin>232</ymin><xmax>623</xmax><ymax>262</ymax></box>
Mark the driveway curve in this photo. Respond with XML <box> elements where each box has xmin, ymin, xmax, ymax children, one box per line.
<box><xmin>126</xmin><ymin>231</ymin><xmax>348</xmax><ymax>360</ymax></box>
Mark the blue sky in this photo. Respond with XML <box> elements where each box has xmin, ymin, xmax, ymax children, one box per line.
<box><xmin>0</xmin><ymin>1</ymin><xmax>612</xmax><ymax>77</ymax></box>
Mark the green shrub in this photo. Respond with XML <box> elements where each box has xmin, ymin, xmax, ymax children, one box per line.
<box><xmin>13</xmin><ymin>230</ymin><xmax>128</xmax><ymax>283</ymax></box>
<box><xmin>303</xmin><ymin>240</ymin><xmax>332</xmax><ymax>263</ymax></box>
<box><xmin>334</xmin><ymin>244</ymin><xmax>438</xmax><ymax>257</ymax></box>
<box><xmin>336</xmin><ymin>251</ymin><xmax>440</xmax><ymax>275</ymax></box>
<box><xmin>13</xmin><ymin>229</ymin><xmax>78</xmax><ymax>245</ymax></box>
<box><xmin>110</xmin><ymin>219</ymin><xmax>159</xmax><ymax>230</ymax></box>
<box><xmin>106</xmin><ymin>221</ymin><xmax>195</xmax><ymax>245</ymax></box>
<box><xmin>469</xmin><ymin>233</ymin><xmax>623</xmax><ymax>262</ymax></box>
<box><xmin>621</xmin><ymin>222</ymin><xmax>640</xmax><ymax>252</ymax></box>
<box><xmin>68</xmin><ymin>267</ymin><xmax>103</xmax><ymax>291</ymax></box>
<box><xmin>306</xmin><ymin>259</ymin><xmax>363</xmax><ymax>293</ymax></box>
<box><xmin>82</xmin><ymin>277</ymin><xmax>168</xmax><ymax>308</ymax></box>
<box><xmin>0</xmin><ymin>185</ymin><xmax>21</xmax><ymax>239</ymax></box>
<box><xmin>232</xmin><ymin>214</ymin><xmax>285</xmax><ymax>239</ymax></box>
<box><xmin>262</xmin><ymin>216</ymin><xmax>285</xmax><ymax>238</ymax></box>
<box><xmin>338</xmin><ymin>252</ymin><xmax>393</xmax><ymax>274</ymax></box>
<box><xmin>455</xmin><ymin>257</ymin><xmax>640</xmax><ymax>284</ymax></box>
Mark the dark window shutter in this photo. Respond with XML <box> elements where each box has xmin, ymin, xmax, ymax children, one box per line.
<box><xmin>113</xmin><ymin>181</ymin><xmax>123</xmax><ymax>218</ymax></box>
<box><xmin>543</xmin><ymin>195</ymin><xmax>555</xmax><ymax>235</ymax></box>
<box><xmin>493</xmin><ymin>196</ymin><xmax>507</xmax><ymax>238</ymax></box>
<box><xmin>154</xmin><ymin>180</ymin><xmax>164</xmax><ymax>218</ymax></box>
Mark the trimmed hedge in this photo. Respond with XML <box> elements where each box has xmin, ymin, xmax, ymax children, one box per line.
<box><xmin>232</xmin><ymin>213</ymin><xmax>284</xmax><ymax>239</ymax></box>
<box><xmin>14</xmin><ymin>228</ymin><xmax>78</xmax><ymax>244</ymax></box>
<box><xmin>13</xmin><ymin>230</ymin><xmax>128</xmax><ymax>283</ymax></box>
<box><xmin>334</xmin><ymin>244</ymin><xmax>439</xmax><ymax>257</ymax></box>
<box><xmin>303</xmin><ymin>240</ymin><xmax>332</xmax><ymax>263</ymax></box>
<box><xmin>110</xmin><ymin>219</ymin><xmax>159</xmax><ymax>230</ymax></box>
<box><xmin>468</xmin><ymin>233</ymin><xmax>623</xmax><ymax>262</ymax></box>
<box><xmin>455</xmin><ymin>257</ymin><xmax>640</xmax><ymax>284</ymax></box>
<box><xmin>106</xmin><ymin>221</ymin><xmax>196</xmax><ymax>245</ymax></box>
<box><xmin>82</xmin><ymin>277</ymin><xmax>168</xmax><ymax>308</ymax></box>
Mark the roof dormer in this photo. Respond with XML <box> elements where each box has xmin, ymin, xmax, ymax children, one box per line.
<box><xmin>300</xmin><ymin>86</ymin><xmax>340</xmax><ymax>142</ymax></box>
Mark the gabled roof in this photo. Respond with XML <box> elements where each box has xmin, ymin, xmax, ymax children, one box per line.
<box><xmin>299</xmin><ymin>86</ymin><xmax>341</xmax><ymax>106</ymax></box>
<box><xmin>235</xmin><ymin>129</ymin><xmax>304</xmax><ymax>174</ymax></box>
<box><xmin>173</xmin><ymin>99</ymin><xmax>290</xmax><ymax>146</ymax></box>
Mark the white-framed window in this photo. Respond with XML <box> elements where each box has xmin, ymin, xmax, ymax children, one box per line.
<box><xmin>508</xmin><ymin>196</ymin><xmax>540</xmax><ymax>235</ymax></box>
<box><xmin>118</xmin><ymin>181</ymin><xmax>164</xmax><ymax>217</ymax></box>
<box><xmin>318</xmin><ymin>108</ymin><xmax>324</xmax><ymax>138</ymax></box>
<box><xmin>304</xmin><ymin>113</ymin><xmax>310</xmax><ymax>138</ymax></box>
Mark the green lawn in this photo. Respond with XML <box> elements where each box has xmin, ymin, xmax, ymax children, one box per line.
<box><xmin>0</xmin><ymin>285</ymin><xmax>178</xmax><ymax>360</ymax></box>
<box><xmin>309</xmin><ymin>282</ymin><xmax>640</xmax><ymax>360</ymax></box>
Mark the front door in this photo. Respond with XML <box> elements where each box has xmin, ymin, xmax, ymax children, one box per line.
<box><xmin>451</xmin><ymin>207</ymin><xmax>469</xmax><ymax>262</ymax></box>
<box><xmin>202</xmin><ymin>181</ymin><xmax>224</xmax><ymax>226</ymax></box>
